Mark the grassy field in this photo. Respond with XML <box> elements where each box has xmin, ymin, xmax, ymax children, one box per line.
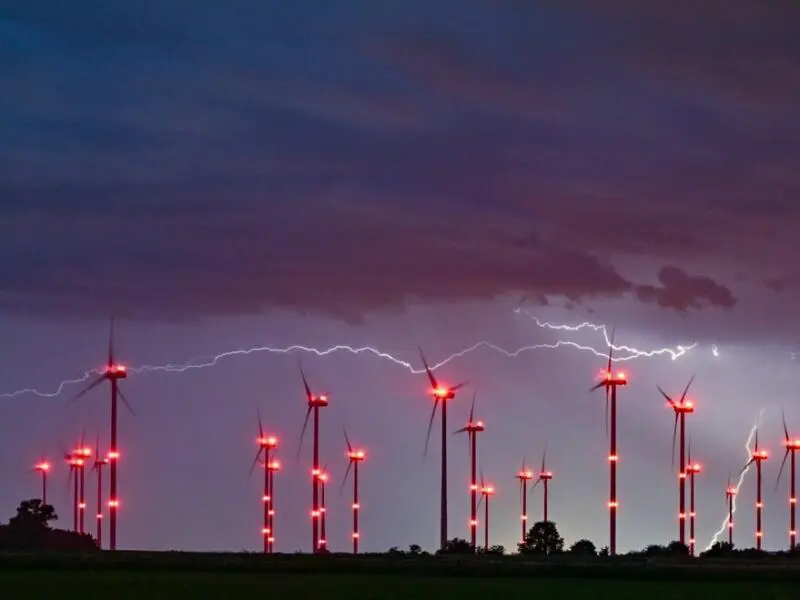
<box><xmin>1</xmin><ymin>571</ymin><xmax>798</xmax><ymax>600</ymax></box>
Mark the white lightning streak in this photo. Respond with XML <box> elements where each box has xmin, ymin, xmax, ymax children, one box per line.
<box><xmin>703</xmin><ymin>409</ymin><xmax>765</xmax><ymax>552</ymax></box>
<box><xmin>0</xmin><ymin>312</ymin><xmax>693</xmax><ymax>399</ymax></box>
<box><xmin>515</xmin><ymin>308</ymin><xmax>697</xmax><ymax>361</ymax></box>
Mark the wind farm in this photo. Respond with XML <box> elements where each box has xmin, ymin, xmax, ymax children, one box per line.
<box><xmin>8</xmin><ymin>321</ymin><xmax>799</xmax><ymax>561</ymax></box>
<box><xmin>2</xmin><ymin>2</ymin><xmax>799</xmax><ymax>598</ymax></box>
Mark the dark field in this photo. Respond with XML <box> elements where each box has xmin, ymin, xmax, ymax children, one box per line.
<box><xmin>3</xmin><ymin>552</ymin><xmax>800</xmax><ymax>599</ymax></box>
<box><xmin>1</xmin><ymin>571</ymin><xmax>798</xmax><ymax>600</ymax></box>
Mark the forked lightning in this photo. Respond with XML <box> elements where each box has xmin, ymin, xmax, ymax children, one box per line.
<box><xmin>0</xmin><ymin>313</ymin><xmax>695</xmax><ymax>400</ymax></box>
<box><xmin>704</xmin><ymin>410</ymin><xmax>766</xmax><ymax>552</ymax></box>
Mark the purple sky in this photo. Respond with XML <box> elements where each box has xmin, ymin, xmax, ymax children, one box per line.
<box><xmin>1</xmin><ymin>1</ymin><xmax>800</xmax><ymax>553</ymax></box>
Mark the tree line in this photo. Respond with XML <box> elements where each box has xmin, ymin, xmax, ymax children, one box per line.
<box><xmin>0</xmin><ymin>497</ymin><xmax>795</xmax><ymax>558</ymax></box>
<box><xmin>0</xmin><ymin>499</ymin><xmax>97</xmax><ymax>552</ymax></box>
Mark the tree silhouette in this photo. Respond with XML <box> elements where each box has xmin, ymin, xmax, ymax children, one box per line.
<box><xmin>598</xmin><ymin>545</ymin><xmax>609</xmax><ymax>556</ymax></box>
<box><xmin>700</xmin><ymin>541</ymin><xmax>734</xmax><ymax>557</ymax></box>
<box><xmin>569</xmin><ymin>538</ymin><xmax>597</xmax><ymax>556</ymax></box>
<box><xmin>478</xmin><ymin>544</ymin><xmax>505</xmax><ymax>555</ymax></box>
<box><xmin>0</xmin><ymin>499</ymin><xmax>95</xmax><ymax>552</ymax></box>
<box><xmin>666</xmin><ymin>540</ymin><xmax>690</xmax><ymax>556</ymax></box>
<box><xmin>8</xmin><ymin>499</ymin><xmax>57</xmax><ymax>532</ymax></box>
<box><xmin>518</xmin><ymin>521</ymin><xmax>564</xmax><ymax>555</ymax></box>
<box><xmin>408</xmin><ymin>544</ymin><xmax>423</xmax><ymax>555</ymax></box>
<box><xmin>438</xmin><ymin>537</ymin><xmax>474</xmax><ymax>555</ymax></box>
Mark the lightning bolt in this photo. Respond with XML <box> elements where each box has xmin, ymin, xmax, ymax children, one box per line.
<box><xmin>0</xmin><ymin>311</ymin><xmax>694</xmax><ymax>399</ymax></box>
<box><xmin>514</xmin><ymin>308</ymin><xmax>697</xmax><ymax>361</ymax></box>
<box><xmin>703</xmin><ymin>409</ymin><xmax>766</xmax><ymax>552</ymax></box>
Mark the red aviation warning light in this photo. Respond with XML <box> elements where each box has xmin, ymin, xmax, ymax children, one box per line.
<box><xmin>104</xmin><ymin>364</ymin><xmax>128</xmax><ymax>379</ymax></box>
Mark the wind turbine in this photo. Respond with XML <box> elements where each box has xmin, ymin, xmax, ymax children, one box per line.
<box><xmin>318</xmin><ymin>467</ymin><xmax>329</xmax><ymax>551</ymax></box>
<box><xmin>453</xmin><ymin>393</ymin><xmax>483</xmax><ymax>551</ymax></box>
<box><xmin>477</xmin><ymin>472</ymin><xmax>495</xmax><ymax>552</ymax></box>
<box><xmin>657</xmin><ymin>374</ymin><xmax>696</xmax><ymax>546</ymax></box>
<box><xmin>420</xmin><ymin>347</ymin><xmax>468</xmax><ymax>551</ymax></box>
<box><xmin>64</xmin><ymin>450</ymin><xmax>82</xmax><ymax>532</ymax></box>
<box><xmin>590</xmin><ymin>328</ymin><xmax>627</xmax><ymax>556</ymax></box>
<box><xmin>266</xmin><ymin>458</ymin><xmax>280</xmax><ymax>552</ymax></box>
<box><xmin>297</xmin><ymin>362</ymin><xmax>329</xmax><ymax>553</ymax></box>
<box><xmin>341</xmin><ymin>427</ymin><xmax>366</xmax><ymax>554</ymax></box>
<box><xmin>531</xmin><ymin>443</ymin><xmax>553</xmax><ymax>523</ymax></box>
<box><xmin>514</xmin><ymin>458</ymin><xmax>534</xmax><ymax>544</ymax></box>
<box><xmin>74</xmin><ymin>439</ymin><xmax>92</xmax><ymax>535</ymax></box>
<box><xmin>92</xmin><ymin>435</ymin><xmax>109</xmax><ymax>549</ymax></box>
<box><xmin>31</xmin><ymin>461</ymin><xmax>51</xmax><ymax>505</ymax></box>
<box><xmin>68</xmin><ymin>319</ymin><xmax>134</xmax><ymax>550</ymax></box>
<box><xmin>248</xmin><ymin>409</ymin><xmax>278</xmax><ymax>554</ymax></box>
<box><xmin>685</xmin><ymin>443</ymin><xmax>702</xmax><ymax>556</ymax></box>
<box><xmin>740</xmin><ymin>425</ymin><xmax>768</xmax><ymax>550</ymax></box>
<box><xmin>775</xmin><ymin>408</ymin><xmax>800</xmax><ymax>550</ymax></box>
<box><xmin>725</xmin><ymin>473</ymin><xmax>736</xmax><ymax>546</ymax></box>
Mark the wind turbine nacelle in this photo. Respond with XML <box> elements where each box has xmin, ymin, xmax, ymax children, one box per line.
<box><xmin>105</xmin><ymin>365</ymin><xmax>128</xmax><ymax>379</ymax></box>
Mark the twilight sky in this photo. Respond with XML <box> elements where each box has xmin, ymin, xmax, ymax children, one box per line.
<box><xmin>1</xmin><ymin>1</ymin><xmax>800</xmax><ymax>554</ymax></box>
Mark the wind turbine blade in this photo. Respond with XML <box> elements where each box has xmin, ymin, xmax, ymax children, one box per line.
<box><xmin>423</xmin><ymin>400</ymin><xmax>439</xmax><ymax>457</ymax></box>
<box><xmin>775</xmin><ymin>450</ymin><xmax>790</xmax><ymax>491</ymax></box>
<box><xmin>530</xmin><ymin>478</ymin><xmax>541</xmax><ymax>493</ymax></box>
<box><xmin>298</xmin><ymin>360</ymin><xmax>312</xmax><ymax>400</ymax></box>
<box><xmin>540</xmin><ymin>442</ymin><xmax>547</xmax><ymax>473</ymax></box>
<box><xmin>417</xmin><ymin>346</ymin><xmax>438</xmax><ymax>389</ymax></box>
<box><xmin>656</xmin><ymin>385</ymin><xmax>675</xmax><ymax>407</ymax></box>
<box><xmin>590</xmin><ymin>381</ymin><xmax>606</xmax><ymax>392</ymax></box>
<box><xmin>738</xmin><ymin>458</ymin><xmax>755</xmax><ymax>477</ymax></box>
<box><xmin>257</xmin><ymin>406</ymin><xmax>264</xmax><ymax>439</ymax></box>
<box><xmin>108</xmin><ymin>315</ymin><xmax>116</xmax><ymax>366</ymax></box>
<box><xmin>117</xmin><ymin>387</ymin><xmax>136</xmax><ymax>417</ymax></box>
<box><xmin>66</xmin><ymin>376</ymin><xmax>105</xmax><ymax>407</ymax></box>
<box><xmin>452</xmin><ymin>427</ymin><xmax>468</xmax><ymax>435</ymax></box>
<box><xmin>343</xmin><ymin>425</ymin><xmax>352</xmax><ymax>453</ymax></box>
<box><xmin>606</xmin><ymin>322</ymin><xmax>617</xmax><ymax>372</ymax></box>
<box><xmin>451</xmin><ymin>381</ymin><xmax>469</xmax><ymax>392</ymax></box>
<box><xmin>247</xmin><ymin>447</ymin><xmax>264</xmax><ymax>481</ymax></box>
<box><xmin>755</xmin><ymin>426</ymin><xmax>759</xmax><ymax>451</ymax></box>
<box><xmin>678</xmin><ymin>374</ymin><xmax>696</xmax><ymax>403</ymax></box>
<box><xmin>687</xmin><ymin>438</ymin><xmax>692</xmax><ymax>466</ymax></box>
<box><xmin>296</xmin><ymin>406</ymin><xmax>313</xmax><ymax>460</ymax></box>
<box><xmin>671</xmin><ymin>413</ymin><xmax>678</xmax><ymax>471</ymax></box>
<box><xmin>469</xmin><ymin>393</ymin><xmax>475</xmax><ymax>423</ymax></box>
<box><xmin>783</xmin><ymin>406</ymin><xmax>790</xmax><ymax>441</ymax></box>
<box><xmin>339</xmin><ymin>460</ymin><xmax>353</xmax><ymax>495</ymax></box>
<box><xmin>480</xmin><ymin>468</ymin><xmax>485</xmax><ymax>489</ymax></box>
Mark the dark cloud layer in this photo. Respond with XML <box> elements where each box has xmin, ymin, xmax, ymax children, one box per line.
<box><xmin>1</xmin><ymin>1</ymin><xmax>798</xmax><ymax>325</ymax></box>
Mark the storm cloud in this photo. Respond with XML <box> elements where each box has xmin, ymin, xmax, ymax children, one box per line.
<box><xmin>1</xmin><ymin>1</ymin><xmax>797</xmax><ymax>325</ymax></box>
